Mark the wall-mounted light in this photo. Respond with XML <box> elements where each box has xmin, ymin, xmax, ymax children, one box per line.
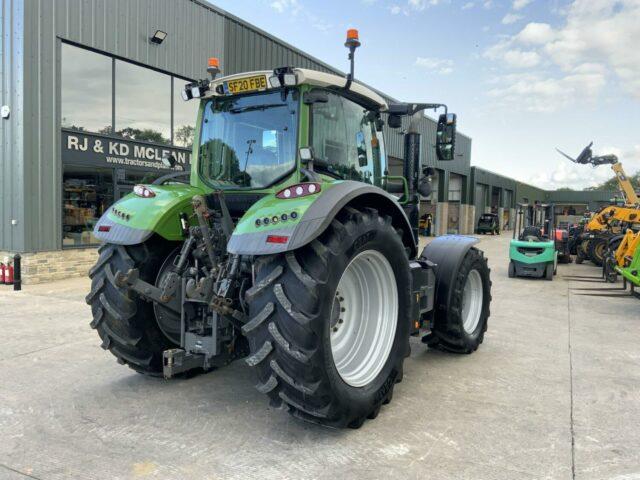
<box><xmin>149</xmin><ymin>30</ymin><xmax>167</xmax><ymax>45</ymax></box>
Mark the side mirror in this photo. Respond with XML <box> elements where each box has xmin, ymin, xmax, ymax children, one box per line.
<box><xmin>162</xmin><ymin>151</ymin><xmax>176</xmax><ymax>168</ymax></box>
<box><xmin>436</xmin><ymin>113</ymin><xmax>457</xmax><ymax>161</ymax></box>
<box><xmin>303</xmin><ymin>89</ymin><xmax>329</xmax><ymax>104</ymax></box>
<box><xmin>387</xmin><ymin>114</ymin><xmax>402</xmax><ymax>129</ymax></box>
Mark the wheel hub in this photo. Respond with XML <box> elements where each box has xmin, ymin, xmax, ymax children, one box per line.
<box><xmin>461</xmin><ymin>269</ymin><xmax>483</xmax><ymax>334</ymax></box>
<box><xmin>330</xmin><ymin>250</ymin><xmax>398</xmax><ymax>388</ymax></box>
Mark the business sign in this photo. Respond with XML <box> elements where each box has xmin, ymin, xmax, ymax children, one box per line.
<box><xmin>62</xmin><ymin>130</ymin><xmax>191</xmax><ymax>171</ymax></box>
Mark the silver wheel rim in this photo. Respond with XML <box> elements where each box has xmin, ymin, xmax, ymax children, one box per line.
<box><xmin>330</xmin><ymin>250</ymin><xmax>398</xmax><ymax>388</ymax></box>
<box><xmin>461</xmin><ymin>269</ymin><xmax>483</xmax><ymax>334</ymax></box>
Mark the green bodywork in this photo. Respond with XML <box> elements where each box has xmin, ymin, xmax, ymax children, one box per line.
<box><xmin>509</xmin><ymin>239</ymin><xmax>557</xmax><ymax>265</ymax></box>
<box><xmin>106</xmin><ymin>184</ymin><xmax>204</xmax><ymax>240</ymax></box>
<box><xmin>616</xmin><ymin>246</ymin><xmax>640</xmax><ymax>287</ymax></box>
<box><xmin>95</xmin><ymin>83</ymin><xmax>400</xmax><ymax>247</ymax></box>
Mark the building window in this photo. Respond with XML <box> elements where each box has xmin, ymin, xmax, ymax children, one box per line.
<box><xmin>115</xmin><ymin>60</ymin><xmax>171</xmax><ymax>144</ymax></box>
<box><xmin>449</xmin><ymin>173</ymin><xmax>463</xmax><ymax>202</ymax></box>
<box><xmin>174</xmin><ymin>78</ymin><xmax>198</xmax><ymax>148</ymax></box>
<box><xmin>61</xmin><ymin>43</ymin><xmax>112</xmax><ymax>133</ymax></box>
<box><xmin>63</xmin><ymin>166</ymin><xmax>114</xmax><ymax>247</ymax></box>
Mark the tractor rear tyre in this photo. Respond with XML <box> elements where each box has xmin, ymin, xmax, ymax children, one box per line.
<box><xmin>85</xmin><ymin>239</ymin><xmax>178</xmax><ymax>375</ymax></box>
<box><xmin>427</xmin><ymin>247</ymin><xmax>491</xmax><ymax>354</ymax></box>
<box><xmin>587</xmin><ymin>235</ymin><xmax>609</xmax><ymax>267</ymax></box>
<box><xmin>243</xmin><ymin>207</ymin><xmax>411</xmax><ymax>428</ymax></box>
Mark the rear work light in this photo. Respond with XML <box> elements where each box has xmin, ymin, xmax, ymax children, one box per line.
<box><xmin>276</xmin><ymin>183</ymin><xmax>321</xmax><ymax>199</ymax></box>
<box><xmin>98</xmin><ymin>225</ymin><xmax>111</xmax><ymax>232</ymax></box>
<box><xmin>266</xmin><ymin>235</ymin><xmax>289</xmax><ymax>244</ymax></box>
<box><xmin>133</xmin><ymin>185</ymin><xmax>156</xmax><ymax>198</ymax></box>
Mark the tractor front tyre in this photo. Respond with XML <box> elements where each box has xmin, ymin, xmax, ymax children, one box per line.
<box><xmin>428</xmin><ymin>247</ymin><xmax>491</xmax><ymax>354</ymax></box>
<box><xmin>587</xmin><ymin>236</ymin><xmax>609</xmax><ymax>267</ymax></box>
<box><xmin>85</xmin><ymin>240</ymin><xmax>178</xmax><ymax>375</ymax></box>
<box><xmin>243</xmin><ymin>207</ymin><xmax>411</xmax><ymax>428</ymax></box>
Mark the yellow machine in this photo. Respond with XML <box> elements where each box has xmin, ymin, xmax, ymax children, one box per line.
<box><xmin>603</xmin><ymin>229</ymin><xmax>640</xmax><ymax>282</ymax></box>
<box><xmin>557</xmin><ymin>142</ymin><xmax>640</xmax><ymax>265</ymax></box>
<box><xmin>611</xmin><ymin>162</ymin><xmax>639</xmax><ymax>206</ymax></box>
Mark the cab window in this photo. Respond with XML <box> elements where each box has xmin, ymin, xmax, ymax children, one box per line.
<box><xmin>311</xmin><ymin>92</ymin><xmax>381</xmax><ymax>184</ymax></box>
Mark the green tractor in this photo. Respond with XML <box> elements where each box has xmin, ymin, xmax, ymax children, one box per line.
<box><xmin>508</xmin><ymin>203</ymin><xmax>557</xmax><ymax>280</ymax></box>
<box><xmin>86</xmin><ymin>30</ymin><xmax>492</xmax><ymax>428</ymax></box>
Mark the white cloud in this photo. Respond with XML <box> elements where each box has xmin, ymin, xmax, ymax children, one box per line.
<box><xmin>502</xmin><ymin>49</ymin><xmax>541</xmax><ymax>67</ymax></box>
<box><xmin>486</xmin><ymin>63</ymin><xmax>607</xmax><ymax>112</ymax></box>
<box><xmin>531</xmin><ymin>145</ymin><xmax>640</xmax><ymax>189</ymax></box>
<box><xmin>484</xmin><ymin>0</ymin><xmax>640</xmax><ymax>112</ymax></box>
<box><xmin>512</xmin><ymin>0</ymin><xmax>532</xmax><ymax>10</ymax></box>
<box><xmin>484</xmin><ymin>40</ymin><xmax>540</xmax><ymax>68</ymax></box>
<box><xmin>462</xmin><ymin>2</ymin><xmax>475</xmax><ymax>9</ymax></box>
<box><xmin>516</xmin><ymin>22</ymin><xmax>555</xmax><ymax>44</ymax></box>
<box><xmin>389</xmin><ymin>0</ymin><xmax>447</xmax><ymax>15</ymax></box>
<box><xmin>408</xmin><ymin>0</ymin><xmax>428</xmax><ymax>9</ymax></box>
<box><xmin>543</xmin><ymin>0</ymin><xmax>640</xmax><ymax>98</ymax></box>
<box><xmin>483</xmin><ymin>0</ymin><xmax>494</xmax><ymax>9</ymax></box>
<box><xmin>270</xmin><ymin>0</ymin><xmax>299</xmax><ymax>14</ymax></box>
<box><xmin>502</xmin><ymin>13</ymin><xmax>524</xmax><ymax>24</ymax></box>
<box><xmin>415</xmin><ymin>56</ymin><xmax>454</xmax><ymax>74</ymax></box>
<box><xmin>269</xmin><ymin>0</ymin><xmax>332</xmax><ymax>32</ymax></box>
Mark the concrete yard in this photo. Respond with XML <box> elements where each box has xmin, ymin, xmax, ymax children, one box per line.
<box><xmin>0</xmin><ymin>234</ymin><xmax>638</xmax><ymax>480</ymax></box>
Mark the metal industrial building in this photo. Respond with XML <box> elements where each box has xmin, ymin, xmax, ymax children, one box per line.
<box><xmin>0</xmin><ymin>0</ymin><xmax>617</xmax><ymax>283</ymax></box>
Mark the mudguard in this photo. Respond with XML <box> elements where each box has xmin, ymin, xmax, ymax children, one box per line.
<box><xmin>420</xmin><ymin>235</ymin><xmax>480</xmax><ymax>311</ymax></box>
<box><xmin>93</xmin><ymin>184</ymin><xmax>204</xmax><ymax>245</ymax></box>
<box><xmin>227</xmin><ymin>181</ymin><xmax>417</xmax><ymax>257</ymax></box>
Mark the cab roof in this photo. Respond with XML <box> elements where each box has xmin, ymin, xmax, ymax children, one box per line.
<box><xmin>207</xmin><ymin>68</ymin><xmax>389</xmax><ymax>111</ymax></box>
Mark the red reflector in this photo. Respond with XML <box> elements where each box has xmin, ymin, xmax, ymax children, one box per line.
<box><xmin>266</xmin><ymin>235</ymin><xmax>289</xmax><ymax>244</ymax></box>
<box><xmin>98</xmin><ymin>225</ymin><xmax>111</xmax><ymax>232</ymax></box>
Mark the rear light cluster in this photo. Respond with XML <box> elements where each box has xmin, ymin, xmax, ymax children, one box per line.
<box><xmin>276</xmin><ymin>183</ymin><xmax>321</xmax><ymax>199</ymax></box>
<box><xmin>255</xmin><ymin>211</ymin><xmax>298</xmax><ymax>227</ymax></box>
<box><xmin>133</xmin><ymin>184</ymin><xmax>156</xmax><ymax>198</ymax></box>
<box><xmin>266</xmin><ymin>235</ymin><xmax>289</xmax><ymax>244</ymax></box>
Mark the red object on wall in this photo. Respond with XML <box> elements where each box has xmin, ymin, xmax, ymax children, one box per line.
<box><xmin>0</xmin><ymin>264</ymin><xmax>5</xmax><ymax>284</ymax></box>
<box><xmin>6</xmin><ymin>263</ymin><xmax>13</xmax><ymax>285</ymax></box>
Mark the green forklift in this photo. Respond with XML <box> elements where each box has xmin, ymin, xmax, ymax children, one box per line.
<box><xmin>508</xmin><ymin>203</ymin><xmax>557</xmax><ymax>280</ymax></box>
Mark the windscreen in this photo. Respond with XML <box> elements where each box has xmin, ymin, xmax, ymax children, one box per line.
<box><xmin>198</xmin><ymin>90</ymin><xmax>298</xmax><ymax>189</ymax></box>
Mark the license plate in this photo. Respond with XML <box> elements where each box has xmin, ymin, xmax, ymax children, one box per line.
<box><xmin>224</xmin><ymin>75</ymin><xmax>268</xmax><ymax>94</ymax></box>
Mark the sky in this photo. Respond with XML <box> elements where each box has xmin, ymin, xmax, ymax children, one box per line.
<box><xmin>209</xmin><ymin>0</ymin><xmax>640</xmax><ymax>190</ymax></box>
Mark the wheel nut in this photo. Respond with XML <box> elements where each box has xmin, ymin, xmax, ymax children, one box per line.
<box><xmin>333</xmin><ymin>327</ymin><xmax>338</xmax><ymax>332</ymax></box>
<box><xmin>338</xmin><ymin>319</ymin><xmax>343</xmax><ymax>324</ymax></box>
<box><xmin>341</xmin><ymin>307</ymin><xmax>345</xmax><ymax>313</ymax></box>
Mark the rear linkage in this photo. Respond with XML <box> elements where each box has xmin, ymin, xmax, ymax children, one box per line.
<box><xmin>114</xmin><ymin>192</ymin><xmax>250</xmax><ymax>377</ymax></box>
